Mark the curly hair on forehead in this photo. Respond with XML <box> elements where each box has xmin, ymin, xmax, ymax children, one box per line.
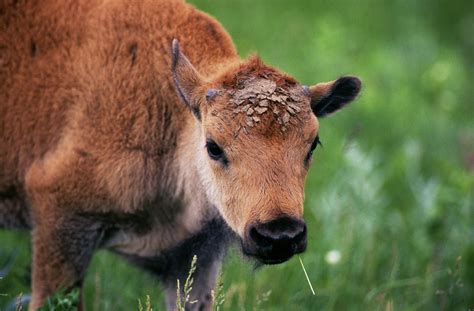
<box><xmin>218</xmin><ymin>55</ymin><xmax>299</xmax><ymax>89</ymax></box>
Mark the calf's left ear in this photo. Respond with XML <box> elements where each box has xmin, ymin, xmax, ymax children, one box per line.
<box><xmin>308</xmin><ymin>76</ymin><xmax>362</xmax><ymax>118</ymax></box>
<box><xmin>171</xmin><ymin>39</ymin><xmax>205</xmax><ymax>120</ymax></box>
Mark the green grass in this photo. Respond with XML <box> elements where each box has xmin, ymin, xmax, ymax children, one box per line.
<box><xmin>1</xmin><ymin>0</ymin><xmax>473</xmax><ymax>310</ymax></box>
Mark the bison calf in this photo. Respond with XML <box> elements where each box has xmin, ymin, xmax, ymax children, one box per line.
<box><xmin>0</xmin><ymin>0</ymin><xmax>361</xmax><ymax>309</ymax></box>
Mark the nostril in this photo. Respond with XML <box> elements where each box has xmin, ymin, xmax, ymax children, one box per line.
<box><xmin>281</xmin><ymin>221</ymin><xmax>306</xmax><ymax>240</ymax></box>
<box><xmin>294</xmin><ymin>223</ymin><xmax>307</xmax><ymax>241</ymax></box>
<box><xmin>246</xmin><ymin>217</ymin><xmax>307</xmax><ymax>262</ymax></box>
<box><xmin>251</xmin><ymin>217</ymin><xmax>306</xmax><ymax>243</ymax></box>
<box><xmin>249</xmin><ymin>225</ymin><xmax>272</xmax><ymax>246</ymax></box>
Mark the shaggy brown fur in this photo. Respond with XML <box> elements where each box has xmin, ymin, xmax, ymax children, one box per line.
<box><xmin>0</xmin><ymin>0</ymin><xmax>361</xmax><ymax>310</ymax></box>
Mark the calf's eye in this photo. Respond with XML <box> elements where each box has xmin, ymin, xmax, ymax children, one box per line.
<box><xmin>306</xmin><ymin>135</ymin><xmax>322</xmax><ymax>161</ymax></box>
<box><xmin>206</xmin><ymin>139</ymin><xmax>224</xmax><ymax>161</ymax></box>
<box><xmin>310</xmin><ymin>136</ymin><xmax>321</xmax><ymax>152</ymax></box>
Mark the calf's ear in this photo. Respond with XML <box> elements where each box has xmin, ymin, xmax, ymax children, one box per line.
<box><xmin>309</xmin><ymin>76</ymin><xmax>362</xmax><ymax>118</ymax></box>
<box><xmin>172</xmin><ymin>39</ymin><xmax>205</xmax><ymax>120</ymax></box>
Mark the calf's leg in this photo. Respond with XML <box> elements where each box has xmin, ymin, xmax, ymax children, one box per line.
<box><xmin>24</xmin><ymin>144</ymin><xmax>105</xmax><ymax>310</ymax></box>
<box><xmin>161</xmin><ymin>218</ymin><xmax>230</xmax><ymax>311</ymax></box>
<box><xmin>29</xmin><ymin>210</ymin><xmax>102</xmax><ymax>310</ymax></box>
<box><xmin>122</xmin><ymin>218</ymin><xmax>232</xmax><ymax>311</ymax></box>
<box><xmin>164</xmin><ymin>256</ymin><xmax>223</xmax><ymax>311</ymax></box>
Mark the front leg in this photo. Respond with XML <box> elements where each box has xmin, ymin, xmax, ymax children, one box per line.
<box><xmin>30</xmin><ymin>209</ymin><xmax>102</xmax><ymax>310</ymax></box>
<box><xmin>24</xmin><ymin>142</ymin><xmax>106</xmax><ymax>310</ymax></box>
<box><xmin>161</xmin><ymin>218</ymin><xmax>231</xmax><ymax>311</ymax></box>
<box><xmin>164</xmin><ymin>254</ymin><xmax>222</xmax><ymax>311</ymax></box>
<box><xmin>122</xmin><ymin>218</ymin><xmax>232</xmax><ymax>311</ymax></box>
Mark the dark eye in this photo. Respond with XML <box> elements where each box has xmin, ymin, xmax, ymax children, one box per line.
<box><xmin>310</xmin><ymin>136</ymin><xmax>321</xmax><ymax>152</ymax></box>
<box><xmin>306</xmin><ymin>135</ymin><xmax>322</xmax><ymax>161</ymax></box>
<box><xmin>206</xmin><ymin>139</ymin><xmax>224</xmax><ymax>161</ymax></box>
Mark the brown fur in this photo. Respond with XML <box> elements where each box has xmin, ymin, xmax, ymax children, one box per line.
<box><xmin>0</xmin><ymin>0</ymin><xmax>361</xmax><ymax>309</ymax></box>
<box><xmin>218</xmin><ymin>56</ymin><xmax>298</xmax><ymax>88</ymax></box>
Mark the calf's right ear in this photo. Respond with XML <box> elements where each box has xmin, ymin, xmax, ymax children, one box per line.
<box><xmin>309</xmin><ymin>76</ymin><xmax>361</xmax><ymax>118</ymax></box>
<box><xmin>172</xmin><ymin>39</ymin><xmax>205</xmax><ymax>120</ymax></box>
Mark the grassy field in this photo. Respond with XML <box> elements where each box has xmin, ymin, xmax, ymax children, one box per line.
<box><xmin>1</xmin><ymin>0</ymin><xmax>473</xmax><ymax>310</ymax></box>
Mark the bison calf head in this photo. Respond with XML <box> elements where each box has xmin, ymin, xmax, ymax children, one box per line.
<box><xmin>172</xmin><ymin>40</ymin><xmax>361</xmax><ymax>264</ymax></box>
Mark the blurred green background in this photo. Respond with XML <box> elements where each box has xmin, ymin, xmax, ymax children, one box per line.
<box><xmin>1</xmin><ymin>0</ymin><xmax>473</xmax><ymax>310</ymax></box>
